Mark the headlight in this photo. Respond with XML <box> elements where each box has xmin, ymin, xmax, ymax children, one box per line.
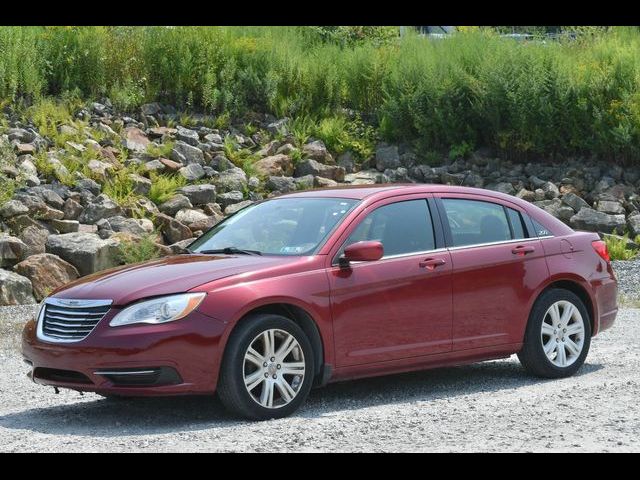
<box><xmin>109</xmin><ymin>293</ymin><xmax>206</xmax><ymax>327</ymax></box>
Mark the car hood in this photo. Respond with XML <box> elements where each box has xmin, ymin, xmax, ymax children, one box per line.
<box><xmin>51</xmin><ymin>254</ymin><xmax>300</xmax><ymax>306</ymax></box>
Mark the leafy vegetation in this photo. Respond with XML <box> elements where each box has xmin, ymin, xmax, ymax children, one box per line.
<box><xmin>117</xmin><ymin>233</ymin><xmax>162</xmax><ymax>264</ymax></box>
<box><xmin>604</xmin><ymin>233</ymin><xmax>640</xmax><ymax>261</ymax></box>
<box><xmin>147</xmin><ymin>173</ymin><xmax>187</xmax><ymax>205</ymax></box>
<box><xmin>3</xmin><ymin>27</ymin><xmax>640</xmax><ymax>162</ymax></box>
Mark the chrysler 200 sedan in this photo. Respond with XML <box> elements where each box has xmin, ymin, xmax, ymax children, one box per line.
<box><xmin>22</xmin><ymin>185</ymin><xmax>618</xmax><ymax>419</ymax></box>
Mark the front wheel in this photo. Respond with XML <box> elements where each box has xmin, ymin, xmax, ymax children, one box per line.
<box><xmin>518</xmin><ymin>289</ymin><xmax>591</xmax><ymax>378</ymax></box>
<box><xmin>217</xmin><ymin>314</ymin><xmax>315</xmax><ymax>420</ymax></box>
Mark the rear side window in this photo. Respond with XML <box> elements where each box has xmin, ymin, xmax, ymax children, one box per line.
<box><xmin>345</xmin><ymin>200</ymin><xmax>435</xmax><ymax>256</ymax></box>
<box><xmin>442</xmin><ymin>199</ymin><xmax>514</xmax><ymax>247</ymax></box>
<box><xmin>531</xmin><ymin>218</ymin><xmax>552</xmax><ymax>237</ymax></box>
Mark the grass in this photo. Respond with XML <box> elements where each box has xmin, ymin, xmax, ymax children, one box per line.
<box><xmin>3</xmin><ymin>27</ymin><xmax>640</xmax><ymax>162</ymax></box>
<box><xmin>117</xmin><ymin>233</ymin><xmax>162</xmax><ymax>265</ymax></box>
<box><xmin>147</xmin><ymin>173</ymin><xmax>187</xmax><ymax>205</ymax></box>
<box><xmin>146</xmin><ymin>140</ymin><xmax>175</xmax><ymax>158</ymax></box>
<box><xmin>0</xmin><ymin>143</ymin><xmax>23</xmax><ymax>204</ymax></box>
<box><xmin>604</xmin><ymin>233</ymin><xmax>640</xmax><ymax>261</ymax></box>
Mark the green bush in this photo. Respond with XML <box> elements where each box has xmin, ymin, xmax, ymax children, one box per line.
<box><xmin>3</xmin><ymin>26</ymin><xmax>640</xmax><ymax>163</ymax></box>
<box><xmin>147</xmin><ymin>173</ymin><xmax>187</xmax><ymax>205</ymax></box>
<box><xmin>117</xmin><ymin>233</ymin><xmax>162</xmax><ymax>265</ymax></box>
<box><xmin>604</xmin><ymin>234</ymin><xmax>640</xmax><ymax>261</ymax></box>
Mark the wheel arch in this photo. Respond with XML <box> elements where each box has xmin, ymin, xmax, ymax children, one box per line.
<box><xmin>536</xmin><ymin>278</ymin><xmax>595</xmax><ymax>335</ymax></box>
<box><xmin>224</xmin><ymin>302</ymin><xmax>327</xmax><ymax>385</ymax></box>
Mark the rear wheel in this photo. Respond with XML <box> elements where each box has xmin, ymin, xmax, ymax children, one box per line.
<box><xmin>217</xmin><ymin>314</ymin><xmax>315</xmax><ymax>420</ymax></box>
<box><xmin>518</xmin><ymin>288</ymin><xmax>591</xmax><ymax>378</ymax></box>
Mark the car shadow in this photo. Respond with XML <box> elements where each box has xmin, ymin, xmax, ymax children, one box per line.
<box><xmin>0</xmin><ymin>358</ymin><xmax>603</xmax><ymax>437</ymax></box>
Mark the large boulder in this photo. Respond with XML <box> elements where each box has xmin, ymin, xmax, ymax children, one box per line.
<box><xmin>129</xmin><ymin>174</ymin><xmax>152</xmax><ymax>196</ymax></box>
<box><xmin>13</xmin><ymin>253</ymin><xmax>80</xmax><ymax>301</ymax></box>
<box><xmin>78</xmin><ymin>194</ymin><xmax>122</xmax><ymax>224</ymax></box>
<box><xmin>155</xmin><ymin>214</ymin><xmax>193</xmax><ymax>244</ymax></box>
<box><xmin>123</xmin><ymin>127</ymin><xmax>150</xmax><ymax>153</ymax></box>
<box><xmin>217</xmin><ymin>191</ymin><xmax>244</xmax><ymax>210</ymax></box>
<box><xmin>0</xmin><ymin>200</ymin><xmax>29</xmax><ymax>218</ymax></box>
<box><xmin>375</xmin><ymin>145</ymin><xmax>400</xmax><ymax>171</ymax></box>
<box><xmin>569</xmin><ymin>207</ymin><xmax>626</xmax><ymax>234</ymax></box>
<box><xmin>175</xmin><ymin>126</ymin><xmax>200</xmax><ymax>146</ymax></box>
<box><xmin>561</xmin><ymin>193</ymin><xmax>589</xmax><ymax>212</ymax></box>
<box><xmin>628</xmin><ymin>213</ymin><xmax>640</xmax><ymax>237</ymax></box>
<box><xmin>542</xmin><ymin>181</ymin><xmax>560</xmax><ymax>199</ymax></box>
<box><xmin>178</xmin><ymin>163</ymin><xmax>206</xmax><ymax>181</ymax></box>
<box><xmin>175</xmin><ymin>209</ymin><xmax>209</xmax><ymax>229</ymax></box>
<box><xmin>216</xmin><ymin>167</ymin><xmax>248</xmax><ymax>193</ymax></box>
<box><xmin>177</xmin><ymin>184</ymin><xmax>216</xmax><ymax>206</ymax></box>
<box><xmin>294</xmin><ymin>159</ymin><xmax>345</xmax><ymax>182</ymax></box>
<box><xmin>0</xmin><ymin>270</ymin><xmax>35</xmax><ymax>305</ymax></box>
<box><xmin>225</xmin><ymin>200</ymin><xmax>253</xmax><ymax>216</ymax></box>
<box><xmin>303</xmin><ymin>140</ymin><xmax>334</xmax><ymax>164</ymax></box>
<box><xmin>19</xmin><ymin>226</ymin><xmax>50</xmax><ymax>257</ymax></box>
<box><xmin>46</xmin><ymin>232</ymin><xmax>120</xmax><ymax>276</ymax></box>
<box><xmin>171</xmin><ymin>140</ymin><xmax>204</xmax><ymax>165</ymax></box>
<box><xmin>488</xmin><ymin>182</ymin><xmax>516</xmax><ymax>196</ymax></box>
<box><xmin>596</xmin><ymin>199</ymin><xmax>625</xmax><ymax>215</ymax></box>
<box><xmin>253</xmin><ymin>154</ymin><xmax>294</xmax><ymax>177</ymax></box>
<box><xmin>159</xmin><ymin>195</ymin><xmax>193</xmax><ymax>217</ymax></box>
<box><xmin>98</xmin><ymin>216</ymin><xmax>152</xmax><ymax>237</ymax></box>
<box><xmin>266</xmin><ymin>176</ymin><xmax>296</xmax><ymax>193</ymax></box>
<box><xmin>0</xmin><ymin>235</ymin><xmax>28</xmax><ymax>267</ymax></box>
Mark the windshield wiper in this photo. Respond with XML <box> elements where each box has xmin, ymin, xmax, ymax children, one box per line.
<box><xmin>197</xmin><ymin>247</ymin><xmax>262</xmax><ymax>256</ymax></box>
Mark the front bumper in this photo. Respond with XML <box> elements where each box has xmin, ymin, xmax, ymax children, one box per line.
<box><xmin>21</xmin><ymin>309</ymin><xmax>227</xmax><ymax>396</ymax></box>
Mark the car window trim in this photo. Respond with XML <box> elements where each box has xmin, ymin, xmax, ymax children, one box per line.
<box><xmin>446</xmin><ymin>236</ymin><xmax>543</xmax><ymax>252</ymax></box>
<box><xmin>336</xmin><ymin>247</ymin><xmax>449</xmax><ymax>268</ymax></box>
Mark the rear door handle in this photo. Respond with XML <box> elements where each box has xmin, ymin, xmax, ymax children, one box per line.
<box><xmin>419</xmin><ymin>258</ymin><xmax>446</xmax><ymax>270</ymax></box>
<box><xmin>512</xmin><ymin>245</ymin><xmax>535</xmax><ymax>256</ymax></box>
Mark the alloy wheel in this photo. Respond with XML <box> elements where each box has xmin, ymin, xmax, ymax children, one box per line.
<box><xmin>243</xmin><ymin>329</ymin><xmax>306</xmax><ymax>409</ymax></box>
<box><xmin>540</xmin><ymin>300</ymin><xmax>585</xmax><ymax>368</ymax></box>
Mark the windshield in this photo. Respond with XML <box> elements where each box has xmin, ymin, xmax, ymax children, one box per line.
<box><xmin>189</xmin><ymin>197</ymin><xmax>359</xmax><ymax>256</ymax></box>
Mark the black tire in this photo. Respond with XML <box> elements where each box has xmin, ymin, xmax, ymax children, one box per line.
<box><xmin>217</xmin><ymin>314</ymin><xmax>315</xmax><ymax>420</ymax></box>
<box><xmin>518</xmin><ymin>288</ymin><xmax>591</xmax><ymax>378</ymax></box>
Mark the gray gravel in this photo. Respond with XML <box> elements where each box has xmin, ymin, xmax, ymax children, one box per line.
<box><xmin>612</xmin><ymin>259</ymin><xmax>640</xmax><ymax>306</ymax></box>
<box><xmin>1</xmin><ymin>304</ymin><xmax>639</xmax><ymax>452</ymax></box>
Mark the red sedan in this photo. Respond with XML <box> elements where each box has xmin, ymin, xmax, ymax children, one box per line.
<box><xmin>22</xmin><ymin>185</ymin><xmax>618</xmax><ymax>419</ymax></box>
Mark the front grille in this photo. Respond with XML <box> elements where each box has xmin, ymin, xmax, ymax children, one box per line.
<box><xmin>40</xmin><ymin>299</ymin><xmax>112</xmax><ymax>342</ymax></box>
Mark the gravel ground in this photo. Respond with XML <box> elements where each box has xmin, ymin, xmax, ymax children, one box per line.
<box><xmin>612</xmin><ymin>259</ymin><xmax>640</xmax><ymax>306</ymax></box>
<box><xmin>0</xmin><ymin>302</ymin><xmax>638</xmax><ymax>452</ymax></box>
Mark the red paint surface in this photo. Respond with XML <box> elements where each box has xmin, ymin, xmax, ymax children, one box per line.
<box><xmin>22</xmin><ymin>184</ymin><xmax>618</xmax><ymax>395</ymax></box>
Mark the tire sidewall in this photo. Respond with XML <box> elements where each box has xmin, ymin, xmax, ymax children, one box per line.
<box><xmin>220</xmin><ymin>314</ymin><xmax>315</xmax><ymax>420</ymax></box>
<box><xmin>526</xmin><ymin>289</ymin><xmax>592</xmax><ymax>377</ymax></box>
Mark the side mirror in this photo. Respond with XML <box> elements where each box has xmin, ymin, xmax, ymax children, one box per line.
<box><xmin>339</xmin><ymin>241</ymin><xmax>384</xmax><ymax>268</ymax></box>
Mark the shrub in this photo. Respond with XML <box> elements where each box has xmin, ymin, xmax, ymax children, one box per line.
<box><xmin>4</xmin><ymin>27</ymin><xmax>640</xmax><ymax>163</ymax></box>
<box><xmin>604</xmin><ymin>234</ymin><xmax>639</xmax><ymax>261</ymax></box>
<box><xmin>117</xmin><ymin>233</ymin><xmax>162</xmax><ymax>265</ymax></box>
<box><xmin>147</xmin><ymin>174</ymin><xmax>187</xmax><ymax>205</ymax></box>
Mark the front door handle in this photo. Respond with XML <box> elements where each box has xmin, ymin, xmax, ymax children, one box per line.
<box><xmin>512</xmin><ymin>245</ymin><xmax>535</xmax><ymax>256</ymax></box>
<box><xmin>419</xmin><ymin>258</ymin><xmax>446</xmax><ymax>270</ymax></box>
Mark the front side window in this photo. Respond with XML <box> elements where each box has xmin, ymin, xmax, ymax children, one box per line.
<box><xmin>344</xmin><ymin>199</ymin><xmax>435</xmax><ymax>257</ymax></box>
<box><xmin>189</xmin><ymin>197</ymin><xmax>358</xmax><ymax>256</ymax></box>
<box><xmin>442</xmin><ymin>198</ymin><xmax>515</xmax><ymax>247</ymax></box>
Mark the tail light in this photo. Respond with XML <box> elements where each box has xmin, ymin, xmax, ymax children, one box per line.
<box><xmin>592</xmin><ymin>240</ymin><xmax>610</xmax><ymax>262</ymax></box>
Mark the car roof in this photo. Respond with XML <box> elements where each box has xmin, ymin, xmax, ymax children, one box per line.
<box><xmin>276</xmin><ymin>183</ymin><xmax>518</xmax><ymax>202</ymax></box>
<box><xmin>277</xmin><ymin>183</ymin><xmax>574</xmax><ymax>237</ymax></box>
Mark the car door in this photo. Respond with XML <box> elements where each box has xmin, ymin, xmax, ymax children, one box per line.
<box><xmin>434</xmin><ymin>194</ymin><xmax>549</xmax><ymax>350</ymax></box>
<box><xmin>327</xmin><ymin>195</ymin><xmax>453</xmax><ymax>367</ymax></box>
